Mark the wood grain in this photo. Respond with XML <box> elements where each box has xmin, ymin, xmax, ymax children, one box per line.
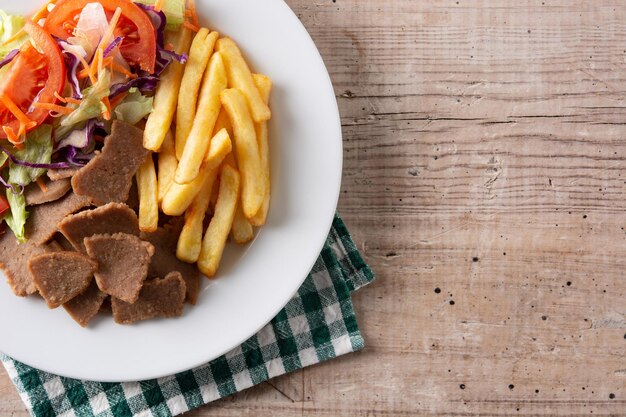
<box><xmin>2</xmin><ymin>1</ymin><xmax>626</xmax><ymax>416</ymax></box>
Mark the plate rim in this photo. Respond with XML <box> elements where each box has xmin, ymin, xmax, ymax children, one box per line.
<box><xmin>0</xmin><ymin>0</ymin><xmax>343</xmax><ymax>382</ymax></box>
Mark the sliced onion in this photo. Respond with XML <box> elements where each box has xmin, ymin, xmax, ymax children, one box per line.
<box><xmin>0</xmin><ymin>145</ymin><xmax>72</xmax><ymax>170</ymax></box>
<box><xmin>103</xmin><ymin>36</ymin><xmax>124</xmax><ymax>58</ymax></box>
<box><xmin>0</xmin><ymin>49</ymin><xmax>19</xmax><ymax>70</ymax></box>
<box><xmin>64</xmin><ymin>146</ymin><xmax>94</xmax><ymax>167</ymax></box>
<box><xmin>109</xmin><ymin>76</ymin><xmax>159</xmax><ymax>97</ymax></box>
<box><xmin>58</xmin><ymin>41</ymin><xmax>87</xmax><ymax>99</ymax></box>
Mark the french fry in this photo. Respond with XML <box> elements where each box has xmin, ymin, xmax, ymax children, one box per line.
<box><xmin>177</xmin><ymin>170</ymin><xmax>217</xmax><ymax>263</ymax></box>
<box><xmin>220</xmin><ymin>88</ymin><xmax>265</xmax><ymax>218</ymax></box>
<box><xmin>175</xmin><ymin>52</ymin><xmax>227</xmax><ymax>184</ymax></box>
<box><xmin>204</xmin><ymin>128</ymin><xmax>234</xmax><ymax>170</ymax></box>
<box><xmin>198</xmin><ymin>164</ymin><xmax>240</xmax><ymax>277</ymax></box>
<box><xmin>216</xmin><ymin>38</ymin><xmax>271</xmax><ymax>122</ymax></box>
<box><xmin>175</xmin><ymin>29</ymin><xmax>219</xmax><ymax>159</ymax></box>
<box><xmin>213</xmin><ymin>108</ymin><xmax>233</xmax><ymax>138</ymax></box>
<box><xmin>137</xmin><ymin>154</ymin><xmax>159</xmax><ymax>233</ymax></box>
<box><xmin>162</xmin><ymin>129</ymin><xmax>232</xmax><ymax>216</ymax></box>
<box><xmin>248</xmin><ymin>74</ymin><xmax>272</xmax><ymax>226</ymax></box>
<box><xmin>144</xmin><ymin>28</ymin><xmax>194</xmax><ymax>151</ymax></box>
<box><xmin>231</xmin><ymin>202</ymin><xmax>254</xmax><ymax>244</ymax></box>
<box><xmin>223</xmin><ymin>153</ymin><xmax>254</xmax><ymax>243</ymax></box>
<box><xmin>157</xmin><ymin>130</ymin><xmax>177</xmax><ymax>204</ymax></box>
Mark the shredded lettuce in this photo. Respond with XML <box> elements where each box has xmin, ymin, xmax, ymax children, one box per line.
<box><xmin>3</xmin><ymin>189</ymin><xmax>28</xmax><ymax>243</ymax></box>
<box><xmin>114</xmin><ymin>88</ymin><xmax>154</xmax><ymax>125</ymax></box>
<box><xmin>134</xmin><ymin>0</ymin><xmax>186</xmax><ymax>30</ymax></box>
<box><xmin>58</xmin><ymin>70</ymin><xmax>111</xmax><ymax>137</ymax></box>
<box><xmin>0</xmin><ymin>10</ymin><xmax>27</xmax><ymax>59</ymax></box>
<box><xmin>0</xmin><ymin>152</ymin><xmax>7</xmax><ymax>167</ymax></box>
<box><xmin>8</xmin><ymin>125</ymin><xmax>53</xmax><ymax>186</ymax></box>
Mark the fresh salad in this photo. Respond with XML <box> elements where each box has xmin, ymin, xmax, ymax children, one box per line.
<box><xmin>0</xmin><ymin>0</ymin><xmax>194</xmax><ymax>242</ymax></box>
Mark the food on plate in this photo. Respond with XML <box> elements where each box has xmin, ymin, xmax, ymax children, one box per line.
<box><xmin>24</xmin><ymin>178</ymin><xmax>71</xmax><ymax>206</ymax></box>
<box><xmin>47</xmin><ymin>167</ymin><xmax>80</xmax><ymax>181</ymax></box>
<box><xmin>63</xmin><ymin>281</ymin><xmax>108</xmax><ymax>327</ymax></box>
<box><xmin>220</xmin><ymin>88</ymin><xmax>264</xmax><ymax>218</ymax></box>
<box><xmin>112</xmin><ymin>271</ymin><xmax>186</xmax><ymax>324</ymax></box>
<box><xmin>216</xmin><ymin>38</ymin><xmax>271</xmax><ymax>123</ymax></box>
<box><xmin>71</xmin><ymin>120</ymin><xmax>149</xmax><ymax>205</ymax></box>
<box><xmin>0</xmin><ymin>0</ymin><xmax>273</xmax><ymax>326</ymax></box>
<box><xmin>29</xmin><ymin>251</ymin><xmax>96</xmax><ymax>308</ymax></box>
<box><xmin>249</xmin><ymin>74</ymin><xmax>272</xmax><ymax>226</ymax></box>
<box><xmin>141</xmin><ymin>223</ymin><xmax>201</xmax><ymax>305</ymax></box>
<box><xmin>143</xmin><ymin>27</ymin><xmax>193</xmax><ymax>151</ymax></box>
<box><xmin>136</xmin><ymin>153</ymin><xmax>159</xmax><ymax>232</ymax></box>
<box><xmin>198</xmin><ymin>163</ymin><xmax>240</xmax><ymax>277</ymax></box>
<box><xmin>85</xmin><ymin>232</ymin><xmax>154</xmax><ymax>303</ymax></box>
<box><xmin>26</xmin><ymin>193</ymin><xmax>93</xmax><ymax>245</ymax></box>
<box><xmin>161</xmin><ymin>128</ymin><xmax>230</xmax><ymax>216</ymax></box>
<box><xmin>58</xmin><ymin>202</ymin><xmax>140</xmax><ymax>253</ymax></box>
<box><xmin>175</xmin><ymin>50</ymin><xmax>226</xmax><ymax>184</ymax></box>
<box><xmin>0</xmin><ymin>235</ymin><xmax>55</xmax><ymax>296</ymax></box>
<box><xmin>175</xmin><ymin>28</ymin><xmax>218</xmax><ymax>159</ymax></box>
<box><xmin>157</xmin><ymin>130</ymin><xmax>177</xmax><ymax>203</ymax></box>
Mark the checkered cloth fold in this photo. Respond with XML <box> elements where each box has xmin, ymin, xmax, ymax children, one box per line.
<box><xmin>1</xmin><ymin>215</ymin><xmax>374</xmax><ymax>417</ymax></box>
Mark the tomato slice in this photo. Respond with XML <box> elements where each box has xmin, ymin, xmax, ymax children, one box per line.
<box><xmin>45</xmin><ymin>0</ymin><xmax>157</xmax><ymax>73</ymax></box>
<box><xmin>0</xmin><ymin>22</ymin><xmax>66</xmax><ymax>140</ymax></box>
<box><xmin>0</xmin><ymin>194</ymin><xmax>9</xmax><ymax>217</ymax></box>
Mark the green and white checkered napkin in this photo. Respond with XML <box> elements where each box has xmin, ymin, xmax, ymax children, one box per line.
<box><xmin>1</xmin><ymin>215</ymin><xmax>374</xmax><ymax>417</ymax></box>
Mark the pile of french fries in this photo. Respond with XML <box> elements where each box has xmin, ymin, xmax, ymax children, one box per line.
<box><xmin>137</xmin><ymin>26</ymin><xmax>272</xmax><ymax>277</ymax></box>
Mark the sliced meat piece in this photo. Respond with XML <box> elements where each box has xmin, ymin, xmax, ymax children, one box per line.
<box><xmin>0</xmin><ymin>232</ymin><xmax>46</xmax><ymax>296</ymax></box>
<box><xmin>26</xmin><ymin>192</ymin><xmax>92</xmax><ymax>246</ymax></box>
<box><xmin>141</xmin><ymin>226</ymin><xmax>201</xmax><ymax>305</ymax></box>
<box><xmin>24</xmin><ymin>178</ymin><xmax>71</xmax><ymax>206</ymax></box>
<box><xmin>46</xmin><ymin>241</ymin><xmax>64</xmax><ymax>252</ymax></box>
<box><xmin>29</xmin><ymin>252</ymin><xmax>96</xmax><ymax>308</ymax></box>
<box><xmin>72</xmin><ymin>120</ymin><xmax>149</xmax><ymax>206</ymax></box>
<box><xmin>112</xmin><ymin>272</ymin><xmax>186</xmax><ymax>324</ymax></box>
<box><xmin>63</xmin><ymin>281</ymin><xmax>108</xmax><ymax>327</ymax></box>
<box><xmin>85</xmin><ymin>233</ymin><xmax>155</xmax><ymax>304</ymax></box>
<box><xmin>58</xmin><ymin>203</ymin><xmax>139</xmax><ymax>253</ymax></box>
<box><xmin>47</xmin><ymin>167</ymin><xmax>80</xmax><ymax>181</ymax></box>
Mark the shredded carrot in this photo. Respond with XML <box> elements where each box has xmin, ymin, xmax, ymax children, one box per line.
<box><xmin>36</xmin><ymin>178</ymin><xmax>48</xmax><ymax>193</ymax></box>
<box><xmin>187</xmin><ymin>0</ymin><xmax>199</xmax><ymax>26</ymax></box>
<box><xmin>17</xmin><ymin>121</ymin><xmax>27</xmax><ymax>141</ymax></box>
<box><xmin>0</xmin><ymin>95</ymin><xmax>36</xmax><ymax>128</ymax></box>
<box><xmin>183</xmin><ymin>21</ymin><xmax>199</xmax><ymax>32</ymax></box>
<box><xmin>33</xmin><ymin>102</ymin><xmax>75</xmax><ymax>115</ymax></box>
<box><xmin>75</xmin><ymin>53</ymin><xmax>90</xmax><ymax>70</ymax></box>
<box><xmin>110</xmin><ymin>62</ymin><xmax>137</xmax><ymax>79</ymax></box>
<box><xmin>1</xmin><ymin>29</ymin><xmax>25</xmax><ymax>47</ymax></box>
<box><xmin>68</xmin><ymin>50</ymin><xmax>97</xmax><ymax>84</ymax></box>
<box><xmin>154</xmin><ymin>0</ymin><xmax>165</xmax><ymax>13</ymax></box>
<box><xmin>99</xmin><ymin>7</ymin><xmax>122</xmax><ymax>54</ymax></box>
<box><xmin>64</xmin><ymin>97</ymin><xmax>82</xmax><ymax>105</ymax></box>
<box><xmin>30</xmin><ymin>0</ymin><xmax>56</xmax><ymax>23</ymax></box>
<box><xmin>2</xmin><ymin>126</ymin><xmax>23</xmax><ymax>148</ymax></box>
<box><xmin>109</xmin><ymin>91</ymin><xmax>128</xmax><ymax>109</ymax></box>
<box><xmin>166</xmin><ymin>42</ymin><xmax>175</xmax><ymax>51</ymax></box>
<box><xmin>99</xmin><ymin>55</ymin><xmax>113</xmax><ymax>73</ymax></box>
<box><xmin>101</xmin><ymin>96</ymin><xmax>112</xmax><ymax>121</ymax></box>
<box><xmin>88</xmin><ymin>48</ymin><xmax>103</xmax><ymax>82</ymax></box>
<box><xmin>54</xmin><ymin>92</ymin><xmax>67</xmax><ymax>103</ymax></box>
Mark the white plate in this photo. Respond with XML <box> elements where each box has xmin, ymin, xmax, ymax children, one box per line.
<box><xmin>0</xmin><ymin>0</ymin><xmax>342</xmax><ymax>382</ymax></box>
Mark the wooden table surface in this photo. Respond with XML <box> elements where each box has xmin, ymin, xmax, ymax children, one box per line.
<box><xmin>2</xmin><ymin>1</ymin><xmax>626</xmax><ymax>415</ymax></box>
